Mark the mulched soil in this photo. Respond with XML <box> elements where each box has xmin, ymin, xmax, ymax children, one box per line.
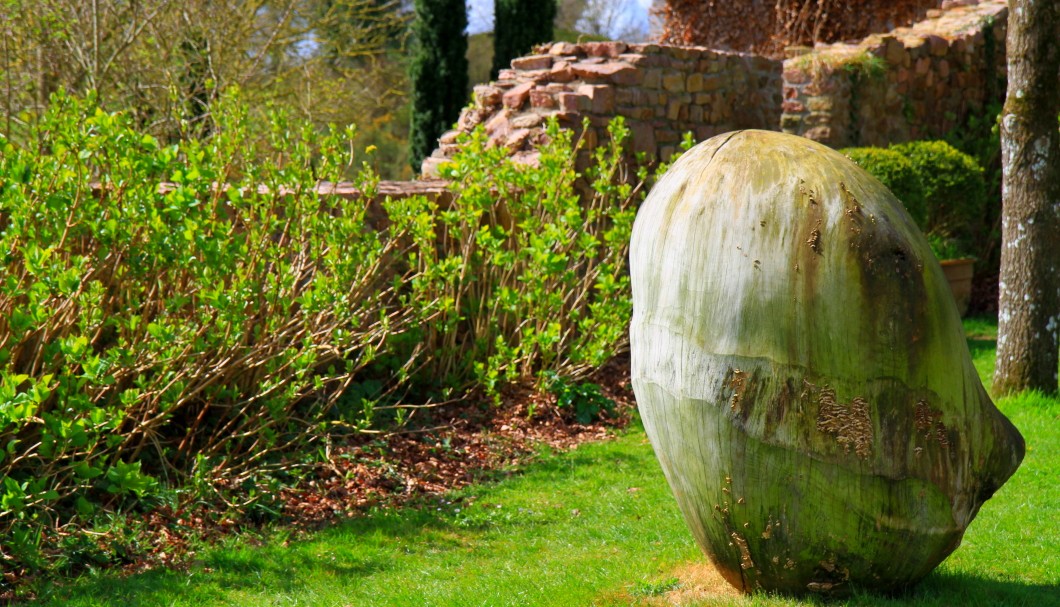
<box><xmin>279</xmin><ymin>353</ymin><xmax>636</xmax><ymax>526</ymax></box>
<box><xmin>1</xmin><ymin>355</ymin><xmax>636</xmax><ymax>602</ymax></box>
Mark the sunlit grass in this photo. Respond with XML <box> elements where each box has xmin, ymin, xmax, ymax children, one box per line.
<box><xmin>38</xmin><ymin>318</ymin><xmax>1059</xmax><ymax>606</ymax></box>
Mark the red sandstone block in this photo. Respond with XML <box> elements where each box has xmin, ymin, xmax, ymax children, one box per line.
<box><xmin>571</xmin><ymin>61</ymin><xmax>638</xmax><ymax>85</ymax></box>
<box><xmin>884</xmin><ymin>37</ymin><xmax>906</xmax><ymax>66</ymax></box>
<box><xmin>666</xmin><ymin>101</ymin><xmax>682</xmax><ymax>121</ymax></box>
<box><xmin>661</xmin><ymin>70</ymin><xmax>685</xmax><ymax>92</ymax></box>
<box><xmin>529</xmin><ymin>88</ymin><xmax>556</xmax><ymax>108</ymax></box>
<box><xmin>782</xmin><ymin>100</ymin><xmax>806</xmax><ymax>113</ymax></box>
<box><xmin>576</xmin><ymin>84</ymin><xmax>615</xmax><ymax>114</ymax></box>
<box><xmin>550</xmin><ymin>61</ymin><xmax>575</xmax><ymax>83</ymax></box>
<box><xmin>505</xmin><ymin>128</ymin><xmax>532</xmax><ymax>150</ymax></box>
<box><xmin>617</xmin><ymin>53</ymin><xmax>649</xmax><ymax>66</ymax></box>
<box><xmin>512</xmin><ymin>113</ymin><xmax>544</xmax><ymax>129</ymax></box>
<box><xmin>783</xmin><ymin>68</ymin><xmax>810</xmax><ymax>84</ymax></box>
<box><xmin>803</xmin><ymin>80</ymin><xmax>836</xmax><ymax>96</ymax></box>
<box><xmin>485</xmin><ymin>110</ymin><xmax>511</xmax><ymax>138</ymax></box>
<box><xmin>629</xmin><ymin>121</ymin><xmax>656</xmax><ymax>156</ymax></box>
<box><xmin>556</xmin><ymin>92</ymin><xmax>583</xmax><ymax>113</ymax></box>
<box><xmin>927</xmin><ymin>35</ymin><xmax>948</xmax><ymax>57</ymax></box>
<box><xmin>511</xmin><ymin>150</ymin><xmax>541</xmax><ymax>168</ymax></box>
<box><xmin>474</xmin><ymin>85</ymin><xmax>502</xmax><ymax>109</ymax></box>
<box><xmin>656</xmin><ymin>129</ymin><xmax>680</xmax><ymax>144</ymax></box>
<box><xmin>549</xmin><ymin>41</ymin><xmax>580</xmax><ymax>56</ymax></box>
<box><xmin>503</xmin><ymin>82</ymin><xmax>534</xmax><ymax>109</ymax></box>
<box><xmin>583</xmin><ymin>41</ymin><xmax>628</xmax><ymax>58</ymax></box>
<box><xmin>511</xmin><ymin>54</ymin><xmax>553</xmax><ymax>71</ymax></box>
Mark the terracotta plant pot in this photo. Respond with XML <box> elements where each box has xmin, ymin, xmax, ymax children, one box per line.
<box><xmin>939</xmin><ymin>258</ymin><xmax>974</xmax><ymax>317</ymax></box>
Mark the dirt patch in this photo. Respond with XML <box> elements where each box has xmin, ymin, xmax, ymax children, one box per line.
<box><xmin>623</xmin><ymin>561</ymin><xmax>743</xmax><ymax>606</ymax></box>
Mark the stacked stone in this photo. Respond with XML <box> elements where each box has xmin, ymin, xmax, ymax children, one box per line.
<box><xmin>422</xmin><ymin>41</ymin><xmax>783</xmax><ymax>177</ymax></box>
<box><xmin>780</xmin><ymin>0</ymin><xmax>1008</xmax><ymax>148</ymax></box>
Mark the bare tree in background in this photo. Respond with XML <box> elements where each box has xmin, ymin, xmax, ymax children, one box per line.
<box><xmin>0</xmin><ymin>0</ymin><xmax>410</xmax><ymax>145</ymax></box>
<box><xmin>994</xmin><ymin>0</ymin><xmax>1060</xmax><ymax>395</ymax></box>
<box><xmin>574</xmin><ymin>0</ymin><xmax>647</xmax><ymax>41</ymax></box>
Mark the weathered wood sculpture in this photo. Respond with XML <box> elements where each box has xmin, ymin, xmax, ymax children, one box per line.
<box><xmin>629</xmin><ymin>130</ymin><xmax>1025</xmax><ymax>595</ymax></box>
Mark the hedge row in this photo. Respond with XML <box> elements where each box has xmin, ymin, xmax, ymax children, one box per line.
<box><xmin>0</xmin><ymin>92</ymin><xmax>645</xmax><ymax>572</ymax></box>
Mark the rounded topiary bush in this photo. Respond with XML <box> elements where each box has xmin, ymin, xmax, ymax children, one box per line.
<box><xmin>841</xmin><ymin>147</ymin><xmax>926</xmax><ymax>228</ymax></box>
<box><xmin>889</xmin><ymin>140</ymin><xmax>986</xmax><ymax>251</ymax></box>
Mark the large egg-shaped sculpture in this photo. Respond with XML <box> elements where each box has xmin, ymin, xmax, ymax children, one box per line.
<box><xmin>629</xmin><ymin>130</ymin><xmax>1024</xmax><ymax>595</ymax></box>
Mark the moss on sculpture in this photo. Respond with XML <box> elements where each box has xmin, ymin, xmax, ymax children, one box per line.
<box><xmin>629</xmin><ymin>130</ymin><xmax>1024</xmax><ymax>595</ymax></box>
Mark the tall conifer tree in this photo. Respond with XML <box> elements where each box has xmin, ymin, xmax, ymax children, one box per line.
<box><xmin>492</xmin><ymin>0</ymin><xmax>556</xmax><ymax>79</ymax></box>
<box><xmin>409</xmin><ymin>0</ymin><xmax>468</xmax><ymax>172</ymax></box>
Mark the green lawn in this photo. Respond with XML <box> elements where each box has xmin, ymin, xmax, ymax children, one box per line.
<box><xmin>38</xmin><ymin>319</ymin><xmax>1060</xmax><ymax>606</ymax></box>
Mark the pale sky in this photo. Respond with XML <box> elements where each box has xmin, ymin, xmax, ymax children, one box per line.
<box><xmin>466</xmin><ymin>0</ymin><xmax>655</xmax><ymax>40</ymax></box>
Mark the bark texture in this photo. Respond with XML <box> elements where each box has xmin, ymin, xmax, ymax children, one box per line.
<box><xmin>994</xmin><ymin>0</ymin><xmax>1060</xmax><ymax>395</ymax></box>
<box><xmin>630</xmin><ymin>130</ymin><xmax>1024</xmax><ymax>595</ymax></box>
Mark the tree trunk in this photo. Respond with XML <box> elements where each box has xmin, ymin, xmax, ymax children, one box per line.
<box><xmin>994</xmin><ymin>0</ymin><xmax>1060</xmax><ymax>395</ymax></box>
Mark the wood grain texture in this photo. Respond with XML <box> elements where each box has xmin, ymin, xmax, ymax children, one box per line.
<box><xmin>629</xmin><ymin>130</ymin><xmax>1024</xmax><ymax>595</ymax></box>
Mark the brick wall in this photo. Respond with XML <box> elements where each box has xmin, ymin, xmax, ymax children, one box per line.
<box><xmin>422</xmin><ymin>0</ymin><xmax>1008</xmax><ymax>176</ymax></box>
<box><xmin>780</xmin><ymin>0</ymin><xmax>1007</xmax><ymax>148</ymax></box>
<box><xmin>423</xmin><ymin>41</ymin><xmax>782</xmax><ymax>176</ymax></box>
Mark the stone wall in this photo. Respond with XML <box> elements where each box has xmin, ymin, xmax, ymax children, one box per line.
<box><xmin>780</xmin><ymin>0</ymin><xmax>1007</xmax><ymax>148</ymax></box>
<box><xmin>422</xmin><ymin>0</ymin><xmax>1007</xmax><ymax>176</ymax></box>
<box><xmin>422</xmin><ymin>41</ymin><xmax>782</xmax><ymax>176</ymax></box>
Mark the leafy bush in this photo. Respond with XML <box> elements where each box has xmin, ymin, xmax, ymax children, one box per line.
<box><xmin>0</xmin><ymin>92</ymin><xmax>644</xmax><ymax>573</ymax></box>
<box><xmin>943</xmin><ymin>102</ymin><xmax>1003</xmax><ymax>273</ymax></box>
<box><xmin>889</xmin><ymin>140</ymin><xmax>986</xmax><ymax>256</ymax></box>
<box><xmin>544</xmin><ymin>372</ymin><xmax>615</xmax><ymax>425</ymax></box>
<box><xmin>0</xmin><ymin>92</ymin><xmax>418</xmax><ymax>567</ymax></box>
<box><xmin>411</xmin><ymin>117</ymin><xmax>639</xmax><ymax>397</ymax></box>
<box><xmin>841</xmin><ymin>146</ymin><xmax>927</xmax><ymax>227</ymax></box>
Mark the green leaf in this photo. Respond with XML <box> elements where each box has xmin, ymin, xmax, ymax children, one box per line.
<box><xmin>105</xmin><ymin>460</ymin><xmax>158</xmax><ymax>497</ymax></box>
<box><xmin>73</xmin><ymin>461</ymin><xmax>103</xmax><ymax>480</ymax></box>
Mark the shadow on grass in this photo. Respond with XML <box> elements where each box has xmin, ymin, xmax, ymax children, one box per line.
<box><xmin>777</xmin><ymin>570</ymin><xmax>1060</xmax><ymax>607</ymax></box>
<box><xmin>44</xmin><ymin>548</ymin><xmax>392</xmax><ymax>606</ymax></box>
<box><xmin>900</xmin><ymin>569</ymin><xmax>1060</xmax><ymax>607</ymax></box>
<box><xmin>966</xmin><ymin>336</ymin><xmax>997</xmax><ymax>360</ymax></box>
<box><xmin>42</xmin><ymin>438</ymin><xmax>655</xmax><ymax>606</ymax></box>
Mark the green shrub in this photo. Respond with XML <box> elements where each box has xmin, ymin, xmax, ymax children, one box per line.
<box><xmin>889</xmin><ymin>140</ymin><xmax>986</xmax><ymax>256</ymax></box>
<box><xmin>943</xmin><ymin>102</ymin><xmax>1002</xmax><ymax>269</ymax></box>
<box><xmin>409</xmin><ymin>117</ymin><xmax>640</xmax><ymax>397</ymax></box>
<box><xmin>841</xmin><ymin>146</ymin><xmax>927</xmax><ymax>227</ymax></box>
<box><xmin>0</xmin><ymin>91</ymin><xmax>643</xmax><ymax>573</ymax></box>
<box><xmin>0</xmin><ymin>92</ymin><xmax>417</xmax><ymax>569</ymax></box>
<box><xmin>544</xmin><ymin>371</ymin><xmax>615</xmax><ymax>425</ymax></box>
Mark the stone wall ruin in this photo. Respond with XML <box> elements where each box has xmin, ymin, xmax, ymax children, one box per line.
<box><xmin>422</xmin><ymin>0</ymin><xmax>1007</xmax><ymax>176</ymax></box>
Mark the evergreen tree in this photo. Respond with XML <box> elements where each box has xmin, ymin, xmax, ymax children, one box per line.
<box><xmin>409</xmin><ymin>0</ymin><xmax>468</xmax><ymax>172</ymax></box>
<box><xmin>492</xmin><ymin>0</ymin><xmax>556</xmax><ymax>79</ymax></box>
